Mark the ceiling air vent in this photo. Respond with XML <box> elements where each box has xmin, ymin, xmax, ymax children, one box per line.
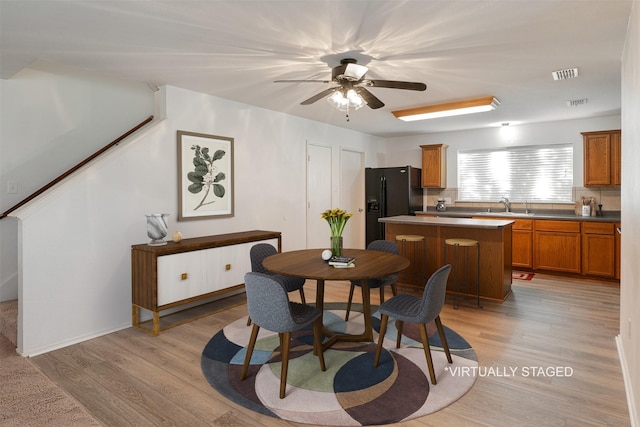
<box><xmin>552</xmin><ymin>68</ymin><xmax>579</xmax><ymax>80</ymax></box>
<box><xmin>567</xmin><ymin>98</ymin><xmax>588</xmax><ymax>107</ymax></box>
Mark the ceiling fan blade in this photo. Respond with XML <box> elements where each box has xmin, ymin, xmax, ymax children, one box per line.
<box><xmin>356</xmin><ymin>87</ymin><xmax>385</xmax><ymax>109</ymax></box>
<box><xmin>274</xmin><ymin>79</ymin><xmax>331</xmax><ymax>83</ymax></box>
<box><xmin>300</xmin><ymin>87</ymin><xmax>339</xmax><ymax>105</ymax></box>
<box><xmin>367</xmin><ymin>80</ymin><xmax>427</xmax><ymax>91</ymax></box>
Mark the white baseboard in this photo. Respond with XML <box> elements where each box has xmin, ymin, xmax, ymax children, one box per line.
<box><xmin>17</xmin><ymin>321</ymin><xmax>131</xmax><ymax>357</ymax></box>
<box><xmin>616</xmin><ymin>335</ymin><xmax>639</xmax><ymax>427</ymax></box>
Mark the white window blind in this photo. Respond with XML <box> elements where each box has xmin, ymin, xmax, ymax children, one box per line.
<box><xmin>457</xmin><ymin>144</ymin><xmax>573</xmax><ymax>203</ymax></box>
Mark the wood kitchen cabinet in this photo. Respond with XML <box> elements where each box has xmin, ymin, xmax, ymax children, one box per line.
<box><xmin>473</xmin><ymin>216</ymin><xmax>533</xmax><ymax>269</ymax></box>
<box><xmin>581</xmin><ymin>222</ymin><xmax>615</xmax><ymax>278</ymax></box>
<box><xmin>534</xmin><ymin>220</ymin><xmax>581</xmax><ymax>274</ymax></box>
<box><xmin>512</xmin><ymin>219</ymin><xmax>533</xmax><ymax>269</ymax></box>
<box><xmin>420</xmin><ymin>144</ymin><xmax>448</xmax><ymax>188</ymax></box>
<box><xmin>582</xmin><ymin>129</ymin><xmax>621</xmax><ymax>186</ymax></box>
<box><xmin>615</xmin><ymin>223</ymin><xmax>621</xmax><ymax>279</ymax></box>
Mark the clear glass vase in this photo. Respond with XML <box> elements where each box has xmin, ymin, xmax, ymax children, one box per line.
<box><xmin>330</xmin><ymin>235</ymin><xmax>343</xmax><ymax>257</ymax></box>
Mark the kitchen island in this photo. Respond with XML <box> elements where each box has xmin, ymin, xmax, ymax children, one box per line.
<box><xmin>380</xmin><ymin>215</ymin><xmax>513</xmax><ymax>302</ymax></box>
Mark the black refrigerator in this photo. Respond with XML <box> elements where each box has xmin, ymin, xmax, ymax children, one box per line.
<box><xmin>365</xmin><ymin>166</ymin><xmax>423</xmax><ymax>246</ymax></box>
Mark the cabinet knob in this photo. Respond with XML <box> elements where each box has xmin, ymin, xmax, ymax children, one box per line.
<box><xmin>181</xmin><ymin>273</ymin><xmax>188</xmax><ymax>280</ymax></box>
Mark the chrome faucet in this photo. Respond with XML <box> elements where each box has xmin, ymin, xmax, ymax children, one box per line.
<box><xmin>498</xmin><ymin>197</ymin><xmax>511</xmax><ymax>212</ymax></box>
<box><xmin>523</xmin><ymin>200</ymin><xmax>529</xmax><ymax>214</ymax></box>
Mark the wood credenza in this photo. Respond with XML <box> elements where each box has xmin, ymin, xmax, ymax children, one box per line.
<box><xmin>131</xmin><ymin>230</ymin><xmax>281</xmax><ymax>335</ymax></box>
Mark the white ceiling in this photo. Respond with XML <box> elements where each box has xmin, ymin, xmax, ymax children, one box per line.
<box><xmin>0</xmin><ymin>0</ymin><xmax>632</xmax><ymax>137</ymax></box>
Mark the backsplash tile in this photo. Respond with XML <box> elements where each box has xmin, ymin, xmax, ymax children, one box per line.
<box><xmin>425</xmin><ymin>187</ymin><xmax>621</xmax><ymax>212</ymax></box>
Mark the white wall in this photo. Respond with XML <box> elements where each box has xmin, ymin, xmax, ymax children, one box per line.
<box><xmin>384</xmin><ymin>115</ymin><xmax>621</xmax><ymax>189</ymax></box>
<box><xmin>10</xmin><ymin>83</ymin><xmax>384</xmax><ymax>356</ymax></box>
<box><xmin>0</xmin><ymin>63</ymin><xmax>154</xmax><ymax>301</ymax></box>
<box><xmin>619</xmin><ymin>0</ymin><xmax>639</xmax><ymax>424</ymax></box>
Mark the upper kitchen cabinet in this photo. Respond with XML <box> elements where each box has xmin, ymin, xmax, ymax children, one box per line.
<box><xmin>582</xmin><ymin>130</ymin><xmax>621</xmax><ymax>186</ymax></box>
<box><xmin>420</xmin><ymin>144</ymin><xmax>448</xmax><ymax>188</ymax></box>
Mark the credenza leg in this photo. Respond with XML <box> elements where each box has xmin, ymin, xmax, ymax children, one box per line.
<box><xmin>132</xmin><ymin>305</ymin><xmax>139</xmax><ymax>328</ymax></box>
<box><xmin>152</xmin><ymin>311</ymin><xmax>160</xmax><ymax>336</ymax></box>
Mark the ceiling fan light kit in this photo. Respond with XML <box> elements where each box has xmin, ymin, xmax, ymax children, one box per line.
<box><xmin>392</xmin><ymin>96</ymin><xmax>500</xmax><ymax>122</ymax></box>
<box><xmin>327</xmin><ymin>89</ymin><xmax>366</xmax><ymax>112</ymax></box>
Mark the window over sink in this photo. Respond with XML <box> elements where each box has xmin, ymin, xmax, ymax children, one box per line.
<box><xmin>457</xmin><ymin>143</ymin><xmax>573</xmax><ymax>203</ymax></box>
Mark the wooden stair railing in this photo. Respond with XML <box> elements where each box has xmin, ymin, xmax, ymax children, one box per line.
<box><xmin>0</xmin><ymin>115</ymin><xmax>154</xmax><ymax>220</ymax></box>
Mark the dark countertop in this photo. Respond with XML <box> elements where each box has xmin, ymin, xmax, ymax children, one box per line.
<box><xmin>417</xmin><ymin>208</ymin><xmax>621</xmax><ymax>223</ymax></box>
<box><xmin>379</xmin><ymin>215</ymin><xmax>513</xmax><ymax>228</ymax></box>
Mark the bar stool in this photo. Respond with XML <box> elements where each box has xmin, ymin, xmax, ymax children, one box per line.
<box><xmin>396</xmin><ymin>234</ymin><xmax>427</xmax><ymax>286</ymax></box>
<box><xmin>444</xmin><ymin>238</ymin><xmax>482</xmax><ymax>309</ymax></box>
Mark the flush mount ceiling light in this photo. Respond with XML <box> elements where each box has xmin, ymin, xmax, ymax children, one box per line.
<box><xmin>392</xmin><ymin>96</ymin><xmax>500</xmax><ymax>122</ymax></box>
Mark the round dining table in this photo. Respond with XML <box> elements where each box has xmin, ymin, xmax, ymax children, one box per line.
<box><xmin>263</xmin><ymin>248</ymin><xmax>410</xmax><ymax>349</ymax></box>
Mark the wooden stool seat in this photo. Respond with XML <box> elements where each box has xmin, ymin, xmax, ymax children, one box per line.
<box><xmin>445</xmin><ymin>238</ymin><xmax>478</xmax><ymax>247</ymax></box>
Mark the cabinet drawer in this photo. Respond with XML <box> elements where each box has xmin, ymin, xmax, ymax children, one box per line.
<box><xmin>157</xmin><ymin>249</ymin><xmax>210</xmax><ymax>306</ymax></box>
<box><xmin>209</xmin><ymin>241</ymin><xmax>256</xmax><ymax>290</ymax></box>
<box><xmin>582</xmin><ymin>222</ymin><xmax>614</xmax><ymax>235</ymax></box>
<box><xmin>513</xmin><ymin>219</ymin><xmax>533</xmax><ymax>230</ymax></box>
<box><xmin>535</xmin><ymin>220</ymin><xmax>580</xmax><ymax>233</ymax></box>
<box><xmin>157</xmin><ymin>239</ymin><xmax>277</xmax><ymax>306</ymax></box>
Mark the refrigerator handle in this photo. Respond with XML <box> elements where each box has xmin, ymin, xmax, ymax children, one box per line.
<box><xmin>380</xmin><ymin>176</ymin><xmax>386</xmax><ymax>217</ymax></box>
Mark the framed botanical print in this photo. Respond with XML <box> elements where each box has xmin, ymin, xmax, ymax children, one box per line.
<box><xmin>177</xmin><ymin>130</ymin><xmax>234</xmax><ymax>220</ymax></box>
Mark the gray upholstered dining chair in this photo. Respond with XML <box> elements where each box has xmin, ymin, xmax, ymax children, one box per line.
<box><xmin>250</xmin><ymin>243</ymin><xmax>306</xmax><ymax>303</ymax></box>
<box><xmin>373</xmin><ymin>264</ymin><xmax>453</xmax><ymax>385</ymax></box>
<box><xmin>248</xmin><ymin>243</ymin><xmax>307</xmax><ymax>326</ymax></box>
<box><xmin>344</xmin><ymin>239</ymin><xmax>399</xmax><ymax>321</ymax></box>
<box><xmin>240</xmin><ymin>272</ymin><xmax>326</xmax><ymax>399</ymax></box>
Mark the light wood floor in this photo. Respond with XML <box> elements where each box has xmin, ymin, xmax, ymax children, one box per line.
<box><xmin>31</xmin><ymin>274</ymin><xmax>630</xmax><ymax>427</ymax></box>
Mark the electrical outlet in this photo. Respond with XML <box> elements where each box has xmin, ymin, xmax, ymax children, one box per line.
<box><xmin>7</xmin><ymin>180</ymin><xmax>18</xmax><ymax>194</ymax></box>
<box><xmin>444</xmin><ymin>197</ymin><xmax>452</xmax><ymax>204</ymax></box>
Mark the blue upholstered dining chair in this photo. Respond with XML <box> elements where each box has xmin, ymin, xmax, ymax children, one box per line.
<box><xmin>373</xmin><ymin>264</ymin><xmax>453</xmax><ymax>385</ymax></box>
<box><xmin>344</xmin><ymin>239</ymin><xmax>399</xmax><ymax>321</ymax></box>
<box><xmin>240</xmin><ymin>272</ymin><xmax>326</xmax><ymax>399</ymax></box>
<box><xmin>248</xmin><ymin>243</ymin><xmax>307</xmax><ymax>326</ymax></box>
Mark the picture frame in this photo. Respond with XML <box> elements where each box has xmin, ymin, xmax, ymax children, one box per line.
<box><xmin>177</xmin><ymin>130</ymin><xmax>234</xmax><ymax>221</ymax></box>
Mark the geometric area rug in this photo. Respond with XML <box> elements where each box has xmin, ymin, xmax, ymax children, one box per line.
<box><xmin>201</xmin><ymin>303</ymin><xmax>478</xmax><ymax>426</ymax></box>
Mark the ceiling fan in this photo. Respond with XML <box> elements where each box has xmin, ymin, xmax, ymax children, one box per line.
<box><xmin>274</xmin><ymin>58</ymin><xmax>427</xmax><ymax>114</ymax></box>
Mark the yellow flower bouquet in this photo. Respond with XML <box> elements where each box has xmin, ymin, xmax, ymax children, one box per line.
<box><xmin>321</xmin><ymin>208</ymin><xmax>354</xmax><ymax>256</ymax></box>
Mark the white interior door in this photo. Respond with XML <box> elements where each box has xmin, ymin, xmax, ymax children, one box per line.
<box><xmin>341</xmin><ymin>149</ymin><xmax>365</xmax><ymax>249</ymax></box>
<box><xmin>306</xmin><ymin>143</ymin><xmax>332</xmax><ymax>249</ymax></box>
